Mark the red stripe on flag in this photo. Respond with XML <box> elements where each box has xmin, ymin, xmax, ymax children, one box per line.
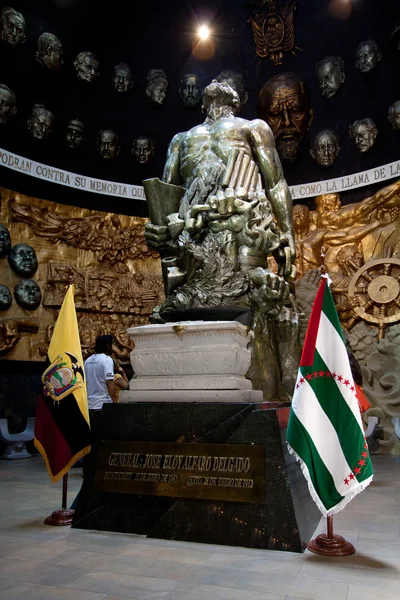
<box><xmin>300</xmin><ymin>277</ymin><xmax>326</xmax><ymax>367</ymax></box>
<box><xmin>35</xmin><ymin>395</ymin><xmax>73</xmax><ymax>478</ymax></box>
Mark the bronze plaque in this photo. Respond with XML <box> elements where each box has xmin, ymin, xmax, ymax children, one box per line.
<box><xmin>94</xmin><ymin>441</ymin><xmax>265</xmax><ymax>504</ymax></box>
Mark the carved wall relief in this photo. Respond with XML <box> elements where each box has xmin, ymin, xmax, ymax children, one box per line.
<box><xmin>294</xmin><ymin>181</ymin><xmax>400</xmax><ymax>453</ymax></box>
<box><xmin>0</xmin><ymin>187</ymin><xmax>163</xmax><ymax>362</ymax></box>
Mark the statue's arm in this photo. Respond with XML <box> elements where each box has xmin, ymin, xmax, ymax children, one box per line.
<box><xmin>162</xmin><ymin>133</ymin><xmax>182</xmax><ymax>185</ymax></box>
<box><xmin>325</xmin><ymin>220</ymin><xmax>381</xmax><ymax>245</ymax></box>
<box><xmin>332</xmin><ymin>182</ymin><xmax>400</xmax><ymax>227</ymax></box>
<box><xmin>250</xmin><ymin>119</ymin><xmax>295</xmax><ymax>256</ymax></box>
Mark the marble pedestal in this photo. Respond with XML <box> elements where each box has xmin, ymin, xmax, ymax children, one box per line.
<box><xmin>72</xmin><ymin>402</ymin><xmax>321</xmax><ymax>552</ymax></box>
<box><xmin>120</xmin><ymin>320</ymin><xmax>263</xmax><ymax>403</ymax></box>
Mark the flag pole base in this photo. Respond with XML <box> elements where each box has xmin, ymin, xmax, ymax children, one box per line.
<box><xmin>307</xmin><ymin>532</ymin><xmax>355</xmax><ymax>556</ymax></box>
<box><xmin>44</xmin><ymin>508</ymin><xmax>74</xmax><ymax>526</ymax></box>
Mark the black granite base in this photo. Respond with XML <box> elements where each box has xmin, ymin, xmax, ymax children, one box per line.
<box><xmin>72</xmin><ymin>402</ymin><xmax>321</xmax><ymax>552</ymax></box>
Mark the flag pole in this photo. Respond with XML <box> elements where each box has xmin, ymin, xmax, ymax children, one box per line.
<box><xmin>44</xmin><ymin>266</ymin><xmax>75</xmax><ymax>527</ymax></box>
<box><xmin>307</xmin><ymin>250</ymin><xmax>355</xmax><ymax>556</ymax></box>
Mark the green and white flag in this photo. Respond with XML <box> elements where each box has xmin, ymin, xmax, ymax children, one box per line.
<box><xmin>287</xmin><ymin>275</ymin><xmax>373</xmax><ymax>516</ymax></box>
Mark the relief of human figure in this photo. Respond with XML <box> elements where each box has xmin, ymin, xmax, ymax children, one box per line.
<box><xmin>179</xmin><ymin>73</ymin><xmax>202</xmax><ymax>108</ymax></box>
<box><xmin>258</xmin><ymin>72</ymin><xmax>313</xmax><ymax>163</ymax></box>
<box><xmin>36</xmin><ymin>32</ymin><xmax>63</xmax><ymax>71</ymax></box>
<box><xmin>27</xmin><ymin>104</ymin><xmax>54</xmax><ymax>141</ymax></box>
<box><xmin>293</xmin><ymin>181</ymin><xmax>400</xmax><ymax>277</ymax></box>
<box><xmin>0</xmin><ymin>83</ymin><xmax>17</xmax><ymax>125</ymax></box>
<box><xmin>112</xmin><ymin>62</ymin><xmax>134</xmax><ymax>93</ymax></box>
<box><xmin>144</xmin><ymin>79</ymin><xmax>298</xmax><ymax>400</ymax></box>
<box><xmin>355</xmin><ymin>40</ymin><xmax>382</xmax><ymax>74</ymax></box>
<box><xmin>349</xmin><ymin>118</ymin><xmax>378</xmax><ymax>153</ymax></box>
<box><xmin>0</xmin><ymin>7</ymin><xmax>26</xmax><ymax>48</ymax></box>
<box><xmin>145</xmin><ymin>69</ymin><xmax>168</xmax><ymax>105</ymax></box>
<box><xmin>74</xmin><ymin>51</ymin><xmax>100</xmax><ymax>84</ymax></box>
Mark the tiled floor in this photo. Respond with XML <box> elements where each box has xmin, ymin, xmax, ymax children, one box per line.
<box><xmin>0</xmin><ymin>454</ymin><xmax>399</xmax><ymax>600</ymax></box>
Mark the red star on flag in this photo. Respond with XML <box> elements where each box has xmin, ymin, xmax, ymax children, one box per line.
<box><xmin>296</xmin><ymin>383</ymin><xmax>299</xmax><ymax>389</ymax></box>
<box><xmin>364</xmin><ymin>443</ymin><xmax>368</xmax><ymax>449</ymax></box>
<box><xmin>349</xmin><ymin>473</ymin><xmax>355</xmax><ymax>480</ymax></box>
<box><xmin>306</xmin><ymin>373</ymin><xmax>313</xmax><ymax>381</ymax></box>
<box><xmin>362</xmin><ymin>451</ymin><xmax>368</xmax><ymax>458</ymax></box>
<box><xmin>319</xmin><ymin>371</ymin><xmax>325</xmax><ymax>377</ymax></box>
<box><xmin>325</xmin><ymin>372</ymin><xmax>331</xmax><ymax>377</ymax></box>
<box><xmin>344</xmin><ymin>379</ymin><xmax>350</xmax><ymax>386</ymax></box>
<box><xmin>313</xmin><ymin>371</ymin><xmax>319</xmax><ymax>378</ymax></box>
<box><xmin>332</xmin><ymin>373</ymin><xmax>337</xmax><ymax>379</ymax></box>
<box><xmin>300</xmin><ymin>377</ymin><xmax>305</xmax><ymax>384</ymax></box>
<box><xmin>358</xmin><ymin>459</ymin><xmax>365</xmax><ymax>466</ymax></box>
<box><xmin>337</xmin><ymin>375</ymin><xmax>343</xmax><ymax>382</ymax></box>
<box><xmin>350</xmin><ymin>386</ymin><xmax>355</xmax><ymax>392</ymax></box>
<box><xmin>344</xmin><ymin>478</ymin><xmax>349</xmax><ymax>485</ymax></box>
<box><xmin>354</xmin><ymin>467</ymin><xmax>361</xmax><ymax>475</ymax></box>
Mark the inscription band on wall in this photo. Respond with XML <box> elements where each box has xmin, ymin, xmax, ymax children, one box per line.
<box><xmin>95</xmin><ymin>440</ymin><xmax>265</xmax><ymax>504</ymax></box>
<box><xmin>1</xmin><ymin>147</ymin><xmax>400</xmax><ymax>201</ymax></box>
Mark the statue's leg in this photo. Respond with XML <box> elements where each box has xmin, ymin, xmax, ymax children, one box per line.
<box><xmin>247</xmin><ymin>311</ymin><xmax>290</xmax><ymax>402</ymax></box>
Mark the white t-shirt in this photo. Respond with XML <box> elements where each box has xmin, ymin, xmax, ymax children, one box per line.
<box><xmin>84</xmin><ymin>353</ymin><xmax>114</xmax><ymax>410</ymax></box>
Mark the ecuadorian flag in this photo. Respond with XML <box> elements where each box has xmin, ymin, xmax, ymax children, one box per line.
<box><xmin>34</xmin><ymin>285</ymin><xmax>91</xmax><ymax>483</ymax></box>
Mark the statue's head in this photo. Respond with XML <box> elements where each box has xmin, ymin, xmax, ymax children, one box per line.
<box><xmin>97</xmin><ymin>129</ymin><xmax>120</xmax><ymax>160</ymax></box>
<box><xmin>388</xmin><ymin>101</ymin><xmax>400</xmax><ymax>131</ymax></box>
<box><xmin>349</xmin><ymin>117</ymin><xmax>378</xmax><ymax>153</ymax></box>
<box><xmin>258</xmin><ymin>72</ymin><xmax>313</xmax><ymax>163</ymax></box>
<box><xmin>132</xmin><ymin>136</ymin><xmax>155</xmax><ymax>164</ymax></box>
<box><xmin>310</xmin><ymin>129</ymin><xmax>340</xmax><ymax>167</ymax></box>
<box><xmin>293</xmin><ymin>204</ymin><xmax>310</xmax><ymax>233</ymax></box>
<box><xmin>112</xmin><ymin>62</ymin><xmax>134</xmax><ymax>93</ymax></box>
<box><xmin>355</xmin><ymin>40</ymin><xmax>382</xmax><ymax>74</ymax></box>
<box><xmin>179</xmin><ymin>73</ymin><xmax>202</xmax><ymax>108</ymax></box>
<box><xmin>146</xmin><ymin>69</ymin><xmax>168</xmax><ymax>105</ymax></box>
<box><xmin>0</xmin><ymin>83</ymin><xmax>16</xmax><ymax>125</ymax></box>
<box><xmin>315</xmin><ymin>193</ymin><xmax>342</xmax><ymax>213</ymax></box>
<box><xmin>0</xmin><ymin>223</ymin><xmax>11</xmax><ymax>257</ymax></box>
<box><xmin>0</xmin><ymin>284</ymin><xmax>12</xmax><ymax>310</ymax></box>
<box><xmin>27</xmin><ymin>104</ymin><xmax>54</xmax><ymax>140</ymax></box>
<box><xmin>215</xmin><ymin>70</ymin><xmax>248</xmax><ymax>115</ymax></box>
<box><xmin>8</xmin><ymin>243</ymin><xmax>38</xmax><ymax>277</ymax></box>
<box><xmin>14</xmin><ymin>279</ymin><xmax>42</xmax><ymax>310</ymax></box>
<box><xmin>36</xmin><ymin>32</ymin><xmax>63</xmax><ymax>71</ymax></box>
<box><xmin>0</xmin><ymin>7</ymin><xmax>26</xmax><ymax>47</ymax></box>
<box><xmin>65</xmin><ymin>115</ymin><xmax>85</xmax><ymax>149</ymax></box>
<box><xmin>74</xmin><ymin>51</ymin><xmax>100</xmax><ymax>84</ymax></box>
<box><xmin>337</xmin><ymin>245</ymin><xmax>363</xmax><ymax>270</ymax></box>
<box><xmin>202</xmin><ymin>80</ymin><xmax>240</xmax><ymax>115</ymax></box>
<box><xmin>316</xmin><ymin>56</ymin><xmax>345</xmax><ymax>98</ymax></box>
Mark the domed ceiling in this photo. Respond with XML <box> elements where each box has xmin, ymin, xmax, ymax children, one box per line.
<box><xmin>0</xmin><ymin>0</ymin><xmax>399</xmax><ymax>216</ymax></box>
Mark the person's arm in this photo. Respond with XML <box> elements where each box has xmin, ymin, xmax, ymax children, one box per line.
<box><xmin>104</xmin><ymin>357</ymin><xmax>118</xmax><ymax>403</ymax></box>
<box><xmin>106</xmin><ymin>380</ymin><xmax>118</xmax><ymax>403</ymax></box>
<box><xmin>114</xmin><ymin>374</ymin><xmax>129</xmax><ymax>391</ymax></box>
<box><xmin>250</xmin><ymin>119</ymin><xmax>295</xmax><ymax>258</ymax></box>
<box><xmin>114</xmin><ymin>363</ymin><xmax>129</xmax><ymax>389</ymax></box>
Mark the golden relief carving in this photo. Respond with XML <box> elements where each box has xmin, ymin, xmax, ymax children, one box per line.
<box><xmin>294</xmin><ymin>180</ymin><xmax>400</xmax><ymax>337</ymax></box>
<box><xmin>0</xmin><ymin>187</ymin><xmax>163</xmax><ymax>362</ymax></box>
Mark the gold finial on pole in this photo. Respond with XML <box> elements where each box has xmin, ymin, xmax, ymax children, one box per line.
<box><xmin>68</xmin><ymin>264</ymin><xmax>73</xmax><ymax>286</ymax></box>
<box><xmin>321</xmin><ymin>246</ymin><xmax>327</xmax><ymax>275</ymax></box>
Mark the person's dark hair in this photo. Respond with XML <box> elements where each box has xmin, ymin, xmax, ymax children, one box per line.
<box><xmin>94</xmin><ymin>334</ymin><xmax>113</xmax><ymax>354</ymax></box>
<box><xmin>347</xmin><ymin>348</ymin><xmax>363</xmax><ymax>387</ymax></box>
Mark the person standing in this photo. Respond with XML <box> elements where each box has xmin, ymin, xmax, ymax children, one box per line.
<box><xmin>83</xmin><ymin>335</ymin><xmax>117</xmax><ymax>469</ymax></box>
<box><xmin>71</xmin><ymin>334</ymin><xmax>118</xmax><ymax>509</ymax></box>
